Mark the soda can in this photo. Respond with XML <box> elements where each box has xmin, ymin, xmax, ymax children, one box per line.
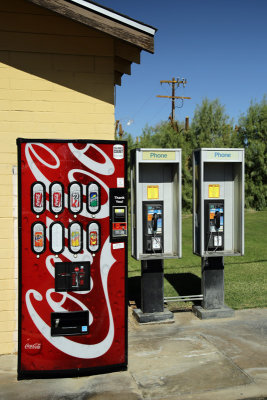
<box><xmin>34</xmin><ymin>192</ymin><xmax>43</xmax><ymax>209</ymax></box>
<box><xmin>32</xmin><ymin>222</ymin><xmax>46</xmax><ymax>254</ymax></box>
<box><xmin>53</xmin><ymin>192</ymin><xmax>62</xmax><ymax>208</ymax></box>
<box><xmin>68</xmin><ymin>182</ymin><xmax>82</xmax><ymax>214</ymax></box>
<box><xmin>87</xmin><ymin>222</ymin><xmax>100</xmax><ymax>253</ymax></box>
<box><xmin>90</xmin><ymin>231</ymin><xmax>98</xmax><ymax>246</ymax></box>
<box><xmin>69</xmin><ymin>222</ymin><xmax>82</xmax><ymax>253</ymax></box>
<box><xmin>34</xmin><ymin>232</ymin><xmax>43</xmax><ymax>247</ymax></box>
<box><xmin>71</xmin><ymin>231</ymin><xmax>80</xmax><ymax>247</ymax></box>
<box><xmin>31</xmin><ymin>182</ymin><xmax>45</xmax><ymax>214</ymax></box>
<box><xmin>71</xmin><ymin>192</ymin><xmax>80</xmax><ymax>208</ymax></box>
<box><xmin>90</xmin><ymin>192</ymin><xmax>98</xmax><ymax>208</ymax></box>
<box><xmin>50</xmin><ymin>182</ymin><xmax>64</xmax><ymax>214</ymax></box>
<box><xmin>86</xmin><ymin>182</ymin><xmax>101</xmax><ymax>214</ymax></box>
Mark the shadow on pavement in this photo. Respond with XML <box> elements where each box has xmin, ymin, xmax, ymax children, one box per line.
<box><xmin>128</xmin><ymin>272</ymin><xmax>201</xmax><ymax>309</ymax></box>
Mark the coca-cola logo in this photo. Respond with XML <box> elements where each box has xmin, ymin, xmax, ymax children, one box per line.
<box><xmin>34</xmin><ymin>192</ymin><xmax>43</xmax><ymax>208</ymax></box>
<box><xmin>53</xmin><ymin>192</ymin><xmax>61</xmax><ymax>208</ymax></box>
<box><xmin>25</xmin><ymin>339</ymin><xmax>42</xmax><ymax>355</ymax></box>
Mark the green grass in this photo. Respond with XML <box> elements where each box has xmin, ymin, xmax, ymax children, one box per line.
<box><xmin>128</xmin><ymin>211</ymin><xmax>267</xmax><ymax>310</ymax></box>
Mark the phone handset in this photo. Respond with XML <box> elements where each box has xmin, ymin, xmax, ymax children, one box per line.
<box><xmin>152</xmin><ymin>213</ymin><xmax>158</xmax><ymax>232</ymax></box>
<box><xmin>214</xmin><ymin>211</ymin><xmax>221</xmax><ymax>230</ymax></box>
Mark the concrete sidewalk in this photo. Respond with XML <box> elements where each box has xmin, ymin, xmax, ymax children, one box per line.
<box><xmin>0</xmin><ymin>308</ymin><xmax>266</xmax><ymax>400</ymax></box>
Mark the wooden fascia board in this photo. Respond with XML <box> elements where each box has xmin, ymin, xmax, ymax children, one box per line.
<box><xmin>26</xmin><ymin>0</ymin><xmax>155</xmax><ymax>53</ymax></box>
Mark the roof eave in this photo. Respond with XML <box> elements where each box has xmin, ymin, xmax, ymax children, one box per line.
<box><xmin>26</xmin><ymin>0</ymin><xmax>156</xmax><ymax>53</ymax></box>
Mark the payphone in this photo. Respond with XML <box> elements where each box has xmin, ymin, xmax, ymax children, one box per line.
<box><xmin>192</xmin><ymin>148</ymin><xmax>244</xmax><ymax>319</ymax></box>
<box><xmin>130</xmin><ymin>148</ymin><xmax>181</xmax><ymax>322</ymax></box>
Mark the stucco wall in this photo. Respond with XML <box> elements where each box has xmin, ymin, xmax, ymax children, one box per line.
<box><xmin>0</xmin><ymin>0</ymin><xmax>116</xmax><ymax>354</ymax></box>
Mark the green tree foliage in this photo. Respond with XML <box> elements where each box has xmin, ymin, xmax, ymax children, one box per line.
<box><xmin>119</xmin><ymin>96</ymin><xmax>267</xmax><ymax>211</ymax></box>
<box><xmin>237</xmin><ymin>97</ymin><xmax>267</xmax><ymax>210</ymax></box>
<box><xmin>190</xmin><ymin>98</ymin><xmax>235</xmax><ymax>148</ymax></box>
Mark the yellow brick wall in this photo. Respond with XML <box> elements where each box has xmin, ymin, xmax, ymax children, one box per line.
<box><xmin>0</xmin><ymin>0</ymin><xmax>116</xmax><ymax>354</ymax></box>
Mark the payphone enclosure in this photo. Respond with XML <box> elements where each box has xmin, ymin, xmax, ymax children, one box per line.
<box><xmin>193</xmin><ymin>148</ymin><xmax>244</xmax><ymax>258</ymax></box>
<box><xmin>131</xmin><ymin>148</ymin><xmax>182</xmax><ymax>261</ymax></box>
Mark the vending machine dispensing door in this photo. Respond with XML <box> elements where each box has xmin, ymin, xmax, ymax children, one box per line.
<box><xmin>17</xmin><ymin>139</ymin><xmax>128</xmax><ymax>379</ymax></box>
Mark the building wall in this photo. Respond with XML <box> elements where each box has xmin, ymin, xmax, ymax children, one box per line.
<box><xmin>0</xmin><ymin>0</ymin><xmax>116</xmax><ymax>354</ymax></box>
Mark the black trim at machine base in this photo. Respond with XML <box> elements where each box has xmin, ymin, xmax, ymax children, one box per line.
<box><xmin>17</xmin><ymin>362</ymin><xmax>127</xmax><ymax>380</ymax></box>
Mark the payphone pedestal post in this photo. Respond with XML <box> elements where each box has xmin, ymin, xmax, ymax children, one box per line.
<box><xmin>133</xmin><ymin>259</ymin><xmax>173</xmax><ymax>323</ymax></box>
<box><xmin>192</xmin><ymin>256</ymin><xmax>234</xmax><ymax>319</ymax></box>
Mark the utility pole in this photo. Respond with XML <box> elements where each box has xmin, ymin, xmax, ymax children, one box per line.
<box><xmin>115</xmin><ymin>120</ymin><xmax>124</xmax><ymax>139</ymax></box>
<box><xmin>157</xmin><ymin>77</ymin><xmax>191</xmax><ymax>123</ymax></box>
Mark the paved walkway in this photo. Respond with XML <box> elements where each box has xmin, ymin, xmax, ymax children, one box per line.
<box><xmin>0</xmin><ymin>308</ymin><xmax>267</xmax><ymax>400</ymax></box>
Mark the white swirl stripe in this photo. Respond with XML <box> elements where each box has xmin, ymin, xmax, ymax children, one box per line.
<box><xmin>24</xmin><ymin>143</ymin><xmax>118</xmax><ymax>359</ymax></box>
<box><xmin>68</xmin><ymin>143</ymin><xmax>114</xmax><ymax>175</ymax></box>
<box><xmin>25</xmin><ymin>239</ymin><xmax>115</xmax><ymax>358</ymax></box>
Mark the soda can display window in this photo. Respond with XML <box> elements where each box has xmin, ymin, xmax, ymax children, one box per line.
<box><xmin>31</xmin><ymin>222</ymin><xmax>46</xmax><ymax>254</ymax></box>
<box><xmin>68</xmin><ymin>222</ymin><xmax>83</xmax><ymax>254</ymax></box>
<box><xmin>87</xmin><ymin>222</ymin><xmax>100</xmax><ymax>253</ymax></box>
<box><xmin>68</xmin><ymin>182</ymin><xmax>83</xmax><ymax>215</ymax></box>
<box><xmin>49</xmin><ymin>222</ymin><xmax>64</xmax><ymax>254</ymax></box>
<box><xmin>31</xmin><ymin>181</ymin><xmax>46</xmax><ymax>215</ymax></box>
<box><xmin>86</xmin><ymin>182</ymin><xmax>101</xmax><ymax>214</ymax></box>
<box><xmin>50</xmin><ymin>182</ymin><xmax>64</xmax><ymax>214</ymax></box>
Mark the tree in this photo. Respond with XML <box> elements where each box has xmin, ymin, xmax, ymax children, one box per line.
<box><xmin>118</xmin><ymin>96</ymin><xmax>267</xmax><ymax>211</ymax></box>
<box><xmin>138</xmin><ymin>121</ymin><xmax>193</xmax><ymax>211</ymax></box>
<box><xmin>237</xmin><ymin>97</ymin><xmax>267</xmax><ymax>210</ymax></box>
<box><xmin>190</xmin><ymin>98</ymin><xmax>235</xmax><ymax>148</ymax></box>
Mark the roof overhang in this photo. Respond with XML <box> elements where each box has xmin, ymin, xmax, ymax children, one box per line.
<box><xmin>26</xmin><ymin>0</ymin><xmax>157</xmax><ymax>85</ymax></box>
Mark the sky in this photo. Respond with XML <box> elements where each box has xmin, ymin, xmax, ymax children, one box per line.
<box><xmin>98</xmin><ymin>0</ymin><xmax>267</xmax><ymax>137</ymax></box>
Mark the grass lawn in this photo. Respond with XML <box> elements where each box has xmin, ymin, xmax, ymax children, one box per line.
<box><xmin>128</xmin><ymin>210</ymin><xmax>267</xmax><ymax>310</ymax></box>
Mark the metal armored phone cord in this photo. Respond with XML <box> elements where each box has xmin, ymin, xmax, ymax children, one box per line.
<box><xmin>152</xmin><ymin>213</ymin><xmax>158</xmax><ymax>253</ymax></box>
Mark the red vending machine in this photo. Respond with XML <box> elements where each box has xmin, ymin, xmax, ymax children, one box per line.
<box><xmin>17</xmin><ymin>139</ymin><xmax>128</xmax><ymax>379</ymax></box>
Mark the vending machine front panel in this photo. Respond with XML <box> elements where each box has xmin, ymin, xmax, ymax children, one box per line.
<box><xmin>17</xmin><ymin>139</ymin><xmax>128</xmax><ymax>379</ymax></box>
